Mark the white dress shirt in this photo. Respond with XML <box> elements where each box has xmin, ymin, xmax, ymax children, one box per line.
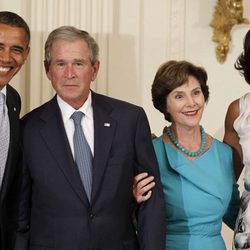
<box><xmin>57</xmin><ymin>92</ymin><xmax>94</xmax><ymax>158</ymax></box>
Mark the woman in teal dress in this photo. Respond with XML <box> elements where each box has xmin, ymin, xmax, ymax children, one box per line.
<box><xmin>133</xmin><ymin>60</ymin><xmax>240</xmax><ymax>250</ymax></box>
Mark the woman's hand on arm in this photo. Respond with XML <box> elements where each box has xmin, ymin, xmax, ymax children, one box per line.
<box><xmin>133</xmin><ymin>172</ymin><xmax>156</xmax><ymax>203</ymax></box>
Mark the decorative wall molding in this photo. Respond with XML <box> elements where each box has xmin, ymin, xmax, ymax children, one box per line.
<box><xmin>169</xmin><ymin>0</ymin><xmax>186</xmax><ymax>60</ymax></box>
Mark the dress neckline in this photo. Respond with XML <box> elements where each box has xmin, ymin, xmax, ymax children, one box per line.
<box><xmin>161</xmin><ymin>134</ymin><xmax>214</xmax><ymax>162</ymax></box>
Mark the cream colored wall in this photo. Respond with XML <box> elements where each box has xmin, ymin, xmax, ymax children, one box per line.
<box><xmin>1</xmin><ymin>0</ymin><xmax>250</xmax><ymax>249</ymax></box>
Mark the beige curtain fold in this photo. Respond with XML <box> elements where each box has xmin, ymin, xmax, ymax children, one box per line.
<box><xmin>24</xmin><ymin>0</ymin><xmax>112</xmax><ymax>115</ymax></box>
<box><xmin>0</xmin><ymin>0</ymin><xmax>185</xmax><ymax>119</ymax></box>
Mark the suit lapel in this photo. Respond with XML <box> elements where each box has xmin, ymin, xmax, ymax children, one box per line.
<box><xmin>91</xmin><ymin>93</ymin><xmax>116</xmax><ymax>202</ymax></box>
<box><xmin>39</xmin><ymin>97</ymin><xmax>89</xmax><ymax>206</ymax></box>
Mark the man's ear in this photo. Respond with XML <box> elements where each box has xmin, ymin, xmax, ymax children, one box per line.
<box><xmin>91</xmin><ymin>60</ymin><xmax>100</xmax><ymax>81</ymax></box>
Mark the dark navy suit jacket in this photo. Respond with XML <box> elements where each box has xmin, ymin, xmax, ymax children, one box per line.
<box><xmin>0</xmin><ymin>84</ymin><xmax>21</xmax><ymax>249</ymax></box>
<box><xmin>15</xmin><ymin>91</ymin><xmax>166</xmax><ymax>250</ymax></box>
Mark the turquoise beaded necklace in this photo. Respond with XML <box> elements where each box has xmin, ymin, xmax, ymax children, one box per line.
<box><xmin>166</xmin><ymin>125</ymin><xmax>206</xmax><ymax>157</ymax></box>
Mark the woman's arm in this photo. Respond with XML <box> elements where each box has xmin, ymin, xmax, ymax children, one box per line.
<box><xmin>223</xmin><ymin>99</ymin><xmax>244</xmax><ymax>180</ymax></box>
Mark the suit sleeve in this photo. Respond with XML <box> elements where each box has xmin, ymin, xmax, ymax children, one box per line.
<box><xmin>134</xmin><ymin>108</ymin><xmax>166</xmax><ymax>250</ymax></box>
<box><xmin>6</xmin><ymin>149</ymin><xmax>23</xmax><ymax>249</ymax></box>
<box><xmin>14</xmin><ymin>146</ymin><xmax>32</xmax><ymax>249</ymax></box>
<box><xmin>223</xmin><ymin>148</ymin><xmax>240</xmax><ymax>230</ymax></box>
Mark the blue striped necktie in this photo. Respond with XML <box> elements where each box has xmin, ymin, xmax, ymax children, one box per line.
<box><xmin>71</xmin><ymin>111</ymin><xmax>93</xmax><ymax>201</ymax></box>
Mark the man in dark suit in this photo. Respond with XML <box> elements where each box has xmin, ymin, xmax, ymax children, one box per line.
<box><xmin>15</xmin><ymin>26</ymin><xmax>165</xmax><ymax>250</ymax></box>
<box><xmin>0</xmin><ymin>11</ymin><xmax>30</xmax><ymax>249</ymax></box>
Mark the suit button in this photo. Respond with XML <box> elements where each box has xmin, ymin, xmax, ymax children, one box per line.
<box><xmin>90</xmin><ymin>213</ymin><xmax>95</xmax><ymax>219</ymax></box>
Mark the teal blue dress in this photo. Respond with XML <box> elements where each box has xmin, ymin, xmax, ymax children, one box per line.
<box><xmin>153</xmin><ymin>135</ymin><xmax>240</xmax><ymax>250</ymax></box>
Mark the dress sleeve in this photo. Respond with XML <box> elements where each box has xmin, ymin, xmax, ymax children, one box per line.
<box><xmin>222</xmin><ymin>153</ymin><xmax>241</xmax><ymax>230</ymax></box>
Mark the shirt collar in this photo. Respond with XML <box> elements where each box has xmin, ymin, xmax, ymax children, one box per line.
<box><xmin>57</xmin><ymin>92</ymin><xmax>92</xmax><ymax>123</ymax></box>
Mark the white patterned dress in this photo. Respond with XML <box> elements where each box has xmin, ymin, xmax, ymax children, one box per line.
<box><xmin>233</xmin><ymin>92</ymin><xmax>250</xmax><ymax>250</ymax></box>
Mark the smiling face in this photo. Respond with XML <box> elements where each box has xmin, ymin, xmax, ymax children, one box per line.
<box><xmin>0</xmin><ymin>23</ymin><xmax>30</xmax><ymax>90</ymax></box>
<box><xmin>46</xmin><ymin>39</ymin><xmax>99</xmax><ymax>109</ymax></box>
<box><xmin>166</xmin><ymin>75</ymin><xmax>205</xmax><ymax>129</ymax></box>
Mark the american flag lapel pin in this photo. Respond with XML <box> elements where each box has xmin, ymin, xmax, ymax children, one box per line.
<box><xmin>104</xmin><ymin>122</ymin><xmax>110</xmax><ymax>127</ymax></box>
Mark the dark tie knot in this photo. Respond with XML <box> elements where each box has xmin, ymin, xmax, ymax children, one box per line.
<box><xmin>71</xmin><ymin>111</ymin><xmax>84</xmax><ymax>126</ymax></box>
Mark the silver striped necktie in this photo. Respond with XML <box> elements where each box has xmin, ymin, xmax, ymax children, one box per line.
<box><xmin>0</xmin><ymin>92</ymin><xmax>10</xmax><ymax>187</ymax></box>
